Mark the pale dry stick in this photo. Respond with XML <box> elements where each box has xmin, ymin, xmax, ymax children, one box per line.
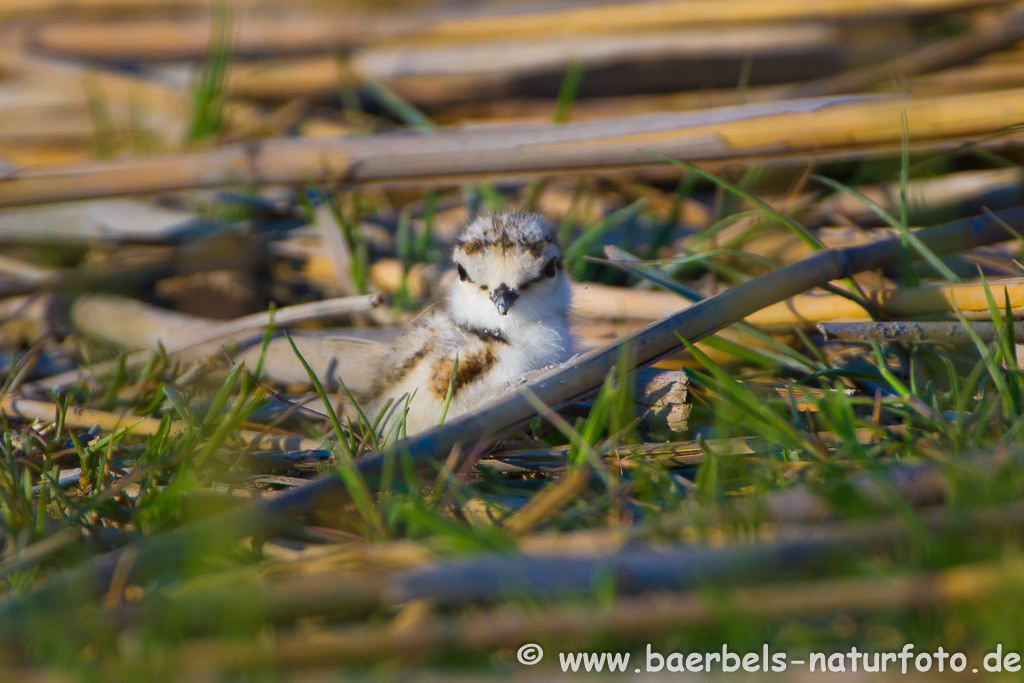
<box><xmin>13</xmin><ymin>89</ymin><xmax>1024</xmax><ymax>207</ymax></box>
<box><xmin>0</xmin><ymin>396</ymin><xmax>324</xmax><ymax>451</ymax></box>
<box><xmin>818</xmin><ymin>320</ymin><xmax>1024</xmax><ymax>343</ymax></box>
<box><xmin>28</xmin><ymin>293</ymin><xmax>382</xmax><ymax>393</ymax></box>
<box><xmin>174</xmin><ymin>557</ymin><xmax>1023</xmax><ymax>671</ymax></box>
<box><xmin>7</xmin><ymin>205</ymin><xmax>1020</xmax><ymax>613</ymax></box>
<box><xmin>778</xmin><ymin>2</ymin><xmax>1024</xmax><ymax>99</ymax></box>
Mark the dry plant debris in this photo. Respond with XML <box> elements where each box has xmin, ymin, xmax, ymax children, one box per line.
<box><xmin>5</xmin><ymin>0</ymin><xmax>1024</xmax><ymax>680</ymax></box>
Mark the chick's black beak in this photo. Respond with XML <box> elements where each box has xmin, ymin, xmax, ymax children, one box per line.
<box><xmin>490</xmin><ymin>283</ymin><xmax>519</xmax><ymax>316</ymax></box>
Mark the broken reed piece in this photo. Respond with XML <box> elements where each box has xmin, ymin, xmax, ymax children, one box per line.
<box><xmin>818</xmin><ymin>320</ymin><xmax>1024</xmax><ymax>344</ymax></box>
<box><xmin>14</xmin><ymin>205</ymin><xmax>1024</xmax><ymax>610</ymax></box>
<box><xmin>11</xmin><ymin>88</ymin><xmax>1024</xmax><ymax>206</ymax></box>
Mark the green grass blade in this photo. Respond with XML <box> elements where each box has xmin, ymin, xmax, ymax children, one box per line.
<box><xmin>554</xmin><ymin>59</ymin><xmax>584</xmax><ymax>124</ymax></box>
<box><xmin>438</xmin><ymin>355</ymin><xmax>458</xmax><ymax>425</ymax></box>
<box><xmin>362</xmin><ymin>78</ymin><xmax>436</xmax><ymax>133</ymax></box>
<box><xmin>186</xmin><ymin>2</ymin><xmax>233</xmax><ymax>142</ymax></box>
<box><xmin>810</xmin><ymin>174</ymin><xmax>961</xmax><ymax>283</ymax></box>
<box><xmin>285</xmin><ymin>332</ymin><xmax>383</xmax><ymax>538</ymax></box>
<box><xmin>647</xmin><ymin>153</ymin><xmax>822</xmax><ymax>250</ymax></box>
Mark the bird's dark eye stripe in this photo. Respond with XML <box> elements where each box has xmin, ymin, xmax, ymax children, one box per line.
<box><xmin>542</xmin><ymin>257</ymin><xmax>559</xmax><ymax>278</ymax></box>
<box><xmin>457</xmin><ymin>264</ymin><xmax>471</xmax><ymax>282</ymax></box>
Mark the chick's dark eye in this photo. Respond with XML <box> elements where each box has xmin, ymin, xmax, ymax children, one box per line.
<box><xmin>457</xmin><ymin>264</ymin><xmax>470</xmax><ymax>282</ymax></box>
<box><xmin>542</xmin><ymin>258</ymin><xmax>559</xmax><ymax>278</ymax></box>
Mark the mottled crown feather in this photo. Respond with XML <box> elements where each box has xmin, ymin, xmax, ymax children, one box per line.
<box><xmin>455</xmin><ymin>212</ymin><xmax>557</xmax><ymax>257</ymax></box>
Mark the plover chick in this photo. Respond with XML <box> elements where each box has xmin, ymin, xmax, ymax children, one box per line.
<box><xmin>363</xmin><ymin>211</ymin><xmax>574</xmax><ymax>435</ymax></box>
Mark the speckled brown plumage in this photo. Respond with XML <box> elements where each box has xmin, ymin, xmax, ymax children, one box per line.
<box><xmin>429</xmin><ymin>345</ymin><xmax>498</xmax><ymax>399</ymax></box>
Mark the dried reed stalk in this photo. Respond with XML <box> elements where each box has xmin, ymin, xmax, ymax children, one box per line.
<box><xmin>8</xmin><ymin>88</ymin><xmax>1024</xmax><ymax>206</ymax></box>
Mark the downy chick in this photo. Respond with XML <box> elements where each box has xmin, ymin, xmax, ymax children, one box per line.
<box><xmin>364</xmin><ymin>211</ymin><xmax>574</xmax><ymax>435</ymax></box>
